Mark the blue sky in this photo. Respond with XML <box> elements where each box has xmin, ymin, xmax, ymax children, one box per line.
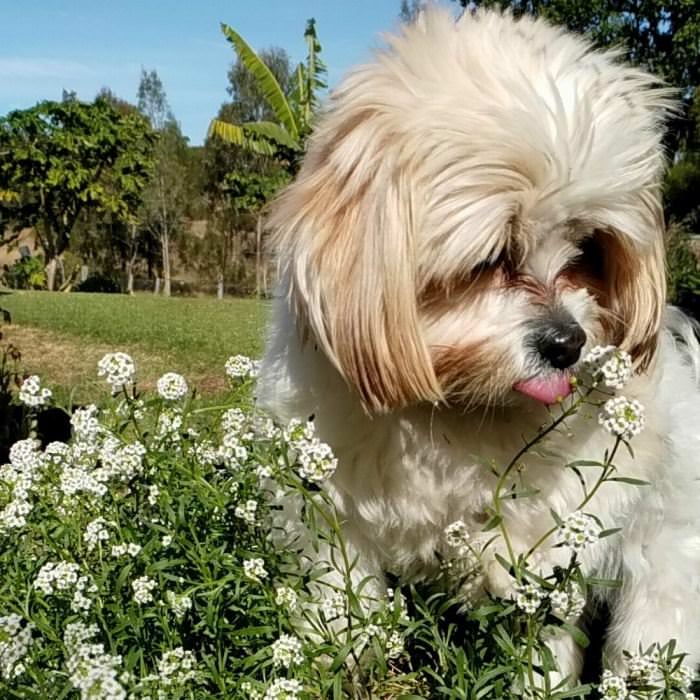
<box><xmin>0</xmin><ymin>1</ymin><xmax>452</xmax><ymax>145</ymax></box>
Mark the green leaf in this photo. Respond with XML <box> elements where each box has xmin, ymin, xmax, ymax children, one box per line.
<box><xmin>482</xmin><ymin>513</ymin><xmax>502</xmax><ymax>531</ymax></box>
<box><xmin>608</xmin><ymin>476</ymin><xmax>650</xmax><ymax>486</ymax></box>
<box><xmin>220</xmin><ymin>23</ymin><xmax>299</xmax><ymax>140</ymax></box>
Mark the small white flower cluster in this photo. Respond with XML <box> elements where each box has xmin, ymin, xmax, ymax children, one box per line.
<box><xmin>221</xmin><ymin>407</ymin><xmax>248</xmax><ymax>435</ymax></box>
<box><xmin>605</xmin><ymin>647</ymin><xmax>697</xmax><ymax>698</ymax></box>
<box><xmin>84</xmin><ymin>517</ymin><xmax>111</xmax><ymax>552</ymax></box>
<box><xmin>558</xmin><ymin>511</ymin><xmax>601</xmax><ymax>554</ymax></box>
<box><xmin>598</xmin><ymin>670</ymin><xmax>628</xmax><ymax>699</ymax></box>
<box><xmin>243</xmin><ymin>558</ymin><xmax>267</xmax><ymax>581</ymax></box>
<box><xmin>97</xmin><ymin>352</ymin><xmax>135</xmax><ymax>392</ymax></box>
<box><xmin>0</xmin><ymin>614</ymin><xmax>34</xmax><ymax>680</ymax></box>
<box><xmin>263</xmin><ymin>678</ymin><xmax>303</xmax><ymax>700</ymax></box>
<box><xmin>33</xmin><ymin>561</ymin><xmax>96</xmax><ymax>612</ymax></box>
<box><xmin>156</xmin><ymin>372</ymin><xmax>188</xmax><ymax>401</ymax></box>
<box><xmin>225</xmin><ymin>354</ymin><xmax>259</xmax><ymax>380</ymax></box>
<box><xmin>583</xmin><ymin>346</ymin><xmax>634</xmax><ymax>390</ymax></box>
<box><xmin>274</xmin><ymin>586</ymin><xmax>299</xmax><ymax>613</ymax></box>
<box><xmin>360</xmin><ymin>624</ymin><xmax>404</xmax><ymax>660</ymax></box>
<box><xmin>320</xmin><ymin>590</ymin><xmax>346</xmax><ymax>620</ymax></box>
<box><xmin>513</xmin><ymin>583</ymin><xmax>547</xmax><ymax>615</ymax></box>
<box><xmin>33</xmin><ymin>561</ymin><xmax>79</xmax><ymax>594</ymax></box>
<box><xmin>111</xmin><ymin>542</ymin><xmax>142</xmax><ymax>559</ymax></box>
<box><xmin>0</xmin><ymin>438</ymin><xmax>43</xmax><ymax>532</ymax></box>
<box><xmin>18</xmin><ymin>374</ymin><xmax>52</xmax><ymax>407</ymax></box>
<box><xmin>164</xmin><ymin>590</ymin><xmax>192</xmax><ymax>621</ymax></box>
<box><xmin>156</xmin><ymin>647</ymin><xmax>197</xmax><ymax>688</ymax></box>
<box><xmin>71</xmin><ymin>404</ymin><xmax>102</xmax><ymax>442</ymax></box>
<box><xmin>98</xmin><ymin>437</ymin><xmax>146</xmax><ymax>482</ymax></box>
<box><xmin>444</xmin><ymin>519</ymin><xmax>470</xmax><ymax>553</ymax></box>
<box><xmin>549</xmin><ymin>583</ymin><xmax>586</xmax><ymax>621</ymax></box>
<box><xmin>271</xmin><ymin>633</ymin><xmax>304</xmax><ymax>668</ymax></box>
<box><xmin>218</xmin><ymin>432</ymin><xmax>249</xmax><ymax>470</ymax></box>
<box><xmin>234</xmin><ymin>499</ymin><xmax>258</xmax><ymax>525</ymax></box>
<box><xmin>132</xmin><ymin>575</ymin><xmax>158</xmax><ymax>604</ymax></box>
<box><xmin>285</xmin><ymin>419</ymin><xmax>338</xmax><ymax>484</ymax></box>
<box><xmin>156</xmin><ymin>410</ymin><xmax>183</xmax><ymax>441</ymax></box>
<box><xmin>599</xmin><ymin>396</ymin><xmax>646</xmax><ymax>441</ymax></box>
<box><xmin>64</xmin><ymin>622</ymin><xmax>125</xmax><ymax>700</ymax></box>
<box><xmin>386</xmin><ymin>630</ymin><xmax>404</xmax><ymax>659</ymax></box>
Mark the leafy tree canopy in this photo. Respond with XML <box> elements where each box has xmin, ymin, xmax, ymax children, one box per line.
<box><xmin>0</xmin><ymin>98</ymin><xmax>156</xmax><ymax>284</ymax></box>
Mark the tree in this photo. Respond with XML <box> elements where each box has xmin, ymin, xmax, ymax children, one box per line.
<box><xmin>137</xmin><ymin>68</ymin><xmax>189</xmax><ymax>296</ymax></box>
<box><xmin>0</xmin><ymin>99</ymin><xmax>155</xmax><ymax>290</ymax></box>
<box><xmin>454</xmin><ymin>1</ymin><xmax>700</xmax><ymax>150</ymax></box>
<box><xmin>208</xmin><ymin>19</ymin><xmax>327</xmax><ymax>172</ymax></box>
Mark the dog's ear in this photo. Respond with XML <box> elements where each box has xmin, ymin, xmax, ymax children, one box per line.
<box><xmin>603</xmin><ymin>221</ymin><xmax>666</xmax><ymax>371</ymax></box>
<box><xmin>268</xmin><ymin>107</ymin><xmax>443</xmax><ymax>412</ymax></box>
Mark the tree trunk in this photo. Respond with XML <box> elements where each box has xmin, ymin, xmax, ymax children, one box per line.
<box><xmin>154</xmin><ymin>275</ymin><xmax>161</xmax><ymax>294</ymax></box>
<box><xmin>256</xmin><ymin>214</ymin><xmax>263</xmax><ymax>298</ymax></box>
<box><xmin>217</xmin><ymin>271</ymin><xmax>224</xmax><ymax>300</ymax></box>
<box><xmin>161</xmin><ymin>230</ymin><xmax>171</xmax><ymax>297</ymax></box>
<box><xmin>46</xmin><ymin>258</ymin><xmax>58</xmax><ymax>292</ymax></box>
<box><xmin>126</xmin><ymin>269</ymin><xmax>135</xmax><ymax>295</ymax></box>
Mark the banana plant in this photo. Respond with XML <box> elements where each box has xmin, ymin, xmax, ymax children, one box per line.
<box><xmin>208</xmin><ymin>19</ymin><xmax>326</xmax><ymax>164</ymax></box>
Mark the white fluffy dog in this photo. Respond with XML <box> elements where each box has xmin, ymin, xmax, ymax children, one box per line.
<box><xmin>258</xmin><ymin>6</ymin><xmax>700</xmax><ymax>682</ymax></box>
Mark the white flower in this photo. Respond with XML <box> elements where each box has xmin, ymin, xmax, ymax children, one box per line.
<box><xmin>97</xmin><ymin>352</ymin><xmax>135</xmax><ymax>392</ymax></box>
<box><xmin>670</xmin><ymin>664</ymin><xmax>694</xmax><ymax>691</ymax></box>
<box><xmin>111</xmin><ymin>542</ymin><xmax>141</xmax><ymax>559</ymax></box>
<box><xmin>157</xmin><ymin>647</ymin><xmax>197</xmax><ymax>687</ymax></box>
<box><xmin>285</xmin><ymin>420</ymin><xmax>337</xmax><ymax>483</ymax></box>
<box><xmin>599</xmin><ymin>396</ymin><xmax>645</xmax><ymax>440</ymax></box>
<box><xmin>132</xmin><ymin>575</ymin><xmax>157</xmax><ymax>604</ymax></box>
<box><xmin>274</xmin><ymin>586</ymin><xmax>298</xmax><ymax>612</ymax></box>
<box><xmin>558</xmin><ymin>511</ymin><xmax>601</xmax><ymax>554</ymax></box>
<box><xmin>598</xmin><ymin>670</ymin><xmax>628</xmax><ymax>699</ymax></box>
<box><xmin>225</xmin><ymin>355</ymin><xmax>259</xmax><ymax>380</ymax></box>
<box><xmin>164</xmin><ymin>590</ymin><xmax>193</xmax><ymax>621</ymax></box>
<box><xmin>71</xmin><ymin>404</ymin><xmax>102</xmax><ymax>443</ymax></box>
<box><xmin>320</xmin><ymin>590</ymin><xmax>346</xmax><ymax>620</ymax></box>
<box><xmin>84</xmin><ymin>517</ymin><xmax>111</xmax><ymax>552</ymax></box>
<box><xmin>444</xmin><ymin>519</ymin><xmax>470</xmax><ymax>552</ymax></box>
<box><xmin>34</xmin><ymin>561</ymin><xmax>81</xmax><ymax>595</ymax></box>
<box><xmin>64</xmin><ymin>622</ymin><xmax>125</xmax><ymax>700</ymax></box>
<box><xmin>18</xmin><ymin>375</ymin><xmax>52</xmax><ymax>407</ymax></box>
<box><xmin>513</xmin><ymin>582</ymin><xmax>546</xmax><ymax>615</ymax></box>
<box><xmin>234</xmin><ymin>499</ymin><xmax>258</xmax><ymax>525</ymax></box>
<box><xmin>271</xmin><ymin>634</ymin><xmax>303</xmax><ymax>668</ymax></box>
<box><xmin>626</xmin><ymin>652</ymin><xmax>659</xmax><ymax>684</ymax></box>
<box><xmin>583</xmin><ymin>346</ymin><xmax>633</xmax><ymax>389</ymax></box>
<box><xmin>147</xmin><ymin>484</ymin><xmax>160</xmax><ymax>505</ymax></box>
<box><xmin>161</xmin><ymin>534</ymin><xmax>173</xmax><ymax>547</ymax></box>
<box><xmin>386</xmin><ymin>630</ymin><xmax>404</xmax><ymax>659</ymax></box>
<box><xmin>157</xmin><ymin>372</ymin><xmax>188</xmax><ymax>400</ymax></box>
<box><xmin>263</xmin><ymin>678</ymin><xmax>303</xmax><ymax>700</ymax></box>
<box><xmin>0</xmin><ymin>614</ymin><xmax>34</xmax><ymax>680</ymax></box>
<box><xmin>549</xmin><ymin>583</ymin><xmax>586</xmax><ymax>621</ymax></box>
<box><xmin>241</xmin><ymin>681</ymin><xmax>262</xmax><ymax>700</ymax></box>
<box><xmin>243</xmin><ymin>558</ymin><xmax>267</xmax><ymax>581</ymax></box>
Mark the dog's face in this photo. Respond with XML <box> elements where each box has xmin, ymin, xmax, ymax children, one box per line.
<box><xmin>269</xmin><ymin>8</ymin><xmax>674</xmax><ymax>412</ymax></box>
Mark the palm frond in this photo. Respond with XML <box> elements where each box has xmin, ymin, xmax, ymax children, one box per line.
<box><xmin>220</xmin><ymin>23</ymin><xmax>299</xmax><ymax>141</ymax></box>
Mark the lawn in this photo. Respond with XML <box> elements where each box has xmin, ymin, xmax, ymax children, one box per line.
<box><xmin>0</xmin><ymin>290</ymin><xmax>269</xmax><ymax>402</ymax></box>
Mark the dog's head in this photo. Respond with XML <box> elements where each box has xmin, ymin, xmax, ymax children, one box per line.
<box><xmin>269</xmin><ymin>8</ymin><xmax>675</xmax><ymax>412</ymax></box>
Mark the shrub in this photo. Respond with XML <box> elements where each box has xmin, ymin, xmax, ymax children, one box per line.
<box><xmin>0</xmin><ymin>351</ymin><xmax>697</xmax><ymax>699</ymax></box>
<box><xmin>2</xmin><ymin>256</ymin><xmax>46</xmax><ymax>290</ymax></box>
<box><xmin>666</xmin><ymin>225</ymin><xmax>700</xmax><ymax>320</ymax></box>
<box><xmin>74</xmin><ymin>274</ymin><xmax>122</xmax><ymax>294</ymax></box>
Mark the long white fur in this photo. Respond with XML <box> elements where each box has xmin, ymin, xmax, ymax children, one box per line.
<box><xmin>258</xmin><ymin>6</ymin><xmax>700</xmax><ymax>681</ymax></box>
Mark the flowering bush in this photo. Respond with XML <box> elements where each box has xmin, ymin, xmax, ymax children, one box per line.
<box><xmin>0</xmin><ymin>348</ymin><xmax>697</xmax><ymax>699</ymax></box>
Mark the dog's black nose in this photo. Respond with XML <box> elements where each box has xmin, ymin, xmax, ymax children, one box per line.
<box><xmin>535</xmin><ymin>322</ymin><xmax>586</xmax><ymax>369</ymax></box>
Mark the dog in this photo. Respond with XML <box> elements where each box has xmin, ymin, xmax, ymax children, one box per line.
<box><xmin>258</xmin><ymin>6</ymin><xmax>700</xmax><ymax>683</ymax></box>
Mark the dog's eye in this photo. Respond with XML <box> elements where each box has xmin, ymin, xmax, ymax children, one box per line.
<box><xmin>571</xmin><ymin>234</ymin><xmax>605</xmax><ymax>280</ymax></box>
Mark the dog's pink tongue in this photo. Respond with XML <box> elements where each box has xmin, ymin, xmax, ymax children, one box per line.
<box><xmin>513</xmin><ymin>372</ymin><xmax>572</xmax><ymax>405</ymax></box>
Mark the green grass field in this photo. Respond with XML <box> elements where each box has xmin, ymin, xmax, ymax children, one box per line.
<box><xmin>0</xmin><ymin>290</ymin><xmax>269</xmax><ymax>401</ymax></box>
